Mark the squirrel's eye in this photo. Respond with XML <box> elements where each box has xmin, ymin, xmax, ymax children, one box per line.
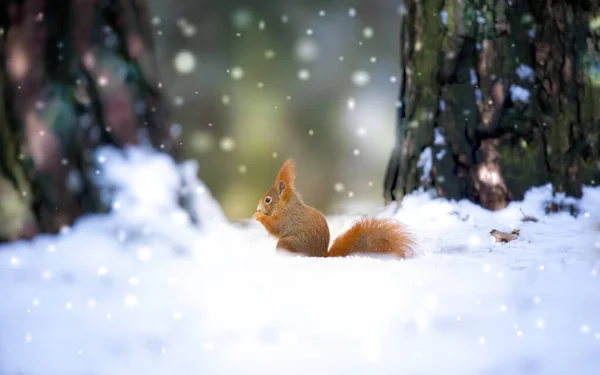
<box><xmin>265</xmin><ymin>197</ymin><xmax>272</xmax><ymax>204</ymax></box>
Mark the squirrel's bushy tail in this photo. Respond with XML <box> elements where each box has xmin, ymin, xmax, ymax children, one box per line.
<box><xmin>326</xmin><ymin>218</ymin><xmax>415</xmax><ymax>258</ymax></box>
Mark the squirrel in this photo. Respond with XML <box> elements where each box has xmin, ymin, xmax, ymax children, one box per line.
<box><xmin>254</xmin><ymin>159</ymin><xmax>415</xmax><ymax>258</ymax></box>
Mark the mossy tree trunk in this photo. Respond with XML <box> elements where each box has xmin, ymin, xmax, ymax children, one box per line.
<box><xmin>0</xmin><ymin>0</ymin><xmax>179</xmax><ymax>242</ymax></box>
<box><xmin>384</xmin><ymin>0</ymin><xmax>600</xmax><ymax>212</ymax></box>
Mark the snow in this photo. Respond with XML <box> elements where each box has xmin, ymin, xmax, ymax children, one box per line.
<box><xmin>440</xmin><ymin>10</ymin><xmax>448</xmax><ymax>26</ymax></box>
<box><xmin>516</xmin><ymin>64</ymin><xmax>535</xmax><ymax>82</ymax></box>
<box><xmin>475</xmin><ymin>88</ymin><xmax>483</xmax><ymax>104</ymax></box>
<box><xmin>416</xmin><ymin>146</ymin><xmax>433</xmax><ymax>182</ymax></box>
<box><xmin>436</xmin><ymin>149</ymin><xmax>447</xmax><ymax>160</ymax></box>
<box><xmin>470</xmin><ymin>68</ymin><xmax>478</xmax><ymax>85</ymax></box>
<box><xmin>2</xmin><ymin>146</ymin><xmax>600</xmax><ymax>375</ymax></box>
<box><xmin>434</xmin><ymin>127</ymin><xmax>445</xmax><ymax>145</ymax></box>
<box><xmin>510</xmin><ymin>84</ymin><xmax>531</xmax><ymax>103</ymax></box>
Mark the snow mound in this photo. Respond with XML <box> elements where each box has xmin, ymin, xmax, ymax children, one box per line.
<box><xmin>1</xmin><ymin>147</ymin><xmax>599</xmax><ymax>375</ymax></box>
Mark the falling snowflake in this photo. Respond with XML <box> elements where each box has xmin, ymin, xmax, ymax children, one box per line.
<box><xmin>232</xmin><ymin>8</ymin><xmax>253</xmax><ymax>29</ymax></box>
<box><xmin>297</xmin><ymin>69</ymin><xmax>311</xmax><ymax>81</ymax></box>
<box><xmin>580</xmin><ymin>324</ymin><xmax>591</xmax><ymax>334</ymax></box>
<box><xmin>98</xmin><ymin>76</ymin><xmax>108</xmax><ymax>87</ymax></box>
<box><xmin>173</xmin><ymin>96</ymin><xmax>184</xmax><ymax>107</ymax></box>
<box><xmin>295</xmin><ymin>37</ymin><xmax>319</xmax><ymax>62</ymax></box>
<box><xmin>176</xmin><ymin>18</ymin><xmax>197</xmax><ymax>37</ymax></box>
<box><xmin>347</xmin><ymin>98</ymin><xmax>356</xmax><ymax>110</ymax></box>
<box><xmin>173</xmin><ymin>50</ymin><xmax>196</xmax><ymax>74</ymax></box>
<box><xmin>264</xmin><ymin>49</ymin><xmax>276</xmax><ymax>59</ymax></box>
<box><xmin>230</xmin><ymin>66</ymin><xmax>245</xmax><ymax>80</ymax></box>
<box><xmin>351</xmin><ymin>70</ymin><xmax>371</xmax><ymax>86</ymax></box>
<box><xmin>536</xmin><ymin>318</ymin><xmax>546</xmax><ymax>329</ymax></box>
<box><xmin>219</xmin><ymin>137</ymin><xmax>236</xmax><ymax>152</ymax></box>
<box><xmin>362</xmin><ymin>27</ymin><xmax>374</xmax><ymax>39</ymax></box>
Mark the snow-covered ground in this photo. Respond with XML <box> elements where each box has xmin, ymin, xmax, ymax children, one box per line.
<box><xmin>1</xmin><ymin>147</ymin><xmax>599</xmax><ymax>375</ymax></box>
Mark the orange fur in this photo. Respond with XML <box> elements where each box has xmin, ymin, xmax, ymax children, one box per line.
<box><xmin>327</xmin><ymin>218</ymin><xmax>415</xmax><ymax>258</ymax></box>
<box><xmin>275</xmin><ymin>159</ymin><xmax>296</xmax><ymax>201</ymax></box>
<box><xmin>254</xmin><ymin>159</ymin><xmax>415</xmax><ymax>259</ymax></box>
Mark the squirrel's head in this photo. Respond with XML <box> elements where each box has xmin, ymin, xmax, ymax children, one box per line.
<box><xmin>255</xmin><ymin>159</ymin><xmax>296</xmax><ymax>218</ymax></box>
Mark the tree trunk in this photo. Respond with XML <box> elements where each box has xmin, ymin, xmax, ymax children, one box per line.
<box><xmin>384</xmin><ymin>0</ymin><xmax>600</xmax><ymax>212</ymax></box>
<box><xmin>0</xmin><ymin>0</ymin><xmax>179</xmax><ymax>242</ymax></box>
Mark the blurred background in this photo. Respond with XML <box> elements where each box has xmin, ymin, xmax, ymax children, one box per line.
<box><xmin>147</xmin><ymin>0</ymin><xmax>404</xmax><ymax>220</ymax></box>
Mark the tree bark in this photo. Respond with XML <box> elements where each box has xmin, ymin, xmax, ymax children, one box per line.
<box><xmin>0</xmin><ymin>0</ymin><xmax>179</xmax><ymax>242</ymax></box>
<box><xmin>385</xmin><ymin>0</ymin><xmax>600</xmax><ymax>212</ymax></box>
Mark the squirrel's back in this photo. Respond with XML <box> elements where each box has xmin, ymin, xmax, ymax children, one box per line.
<box><xmin>327</xmin><ymin>217</ymin><xmax>415</xmax><ymax>258</ymax></box>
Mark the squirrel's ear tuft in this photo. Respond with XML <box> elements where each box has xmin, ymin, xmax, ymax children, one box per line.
<box><xmin>276</xmin><ymin>159</ymin><xmax>296</xmax><ymax>196</ymax></box>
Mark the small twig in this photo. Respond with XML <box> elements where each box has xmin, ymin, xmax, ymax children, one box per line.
<box><xmin>519</xmin><ymin>207</ymin><xmax>539</xmax><ymax>222</ymax></box>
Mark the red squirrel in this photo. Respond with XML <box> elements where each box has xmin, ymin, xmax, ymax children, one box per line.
<box><xmin>254</xmin><ymin>159</ymin><xmax>415</xmax><ymax>258</ymax></box>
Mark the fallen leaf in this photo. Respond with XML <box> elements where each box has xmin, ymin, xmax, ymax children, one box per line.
<box><xmin>490</xmin><ymin>229</ymin><xmax>517</xmax><ymax>243</ymax></box>
<box><xmin>511</xmin><ymin>229</ymin><xmax>521</xmax><ymax>235</ymax></box>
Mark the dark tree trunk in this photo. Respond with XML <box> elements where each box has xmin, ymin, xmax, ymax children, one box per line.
<box><xmin>384</xmin><ymin>0</ymin><xmax>600</xmax><ymax>212</ymax></box>
<box><xmin>0</xmin><ymin>0</ymin><xmax>179</xmax><ymax>242</ymax></box>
